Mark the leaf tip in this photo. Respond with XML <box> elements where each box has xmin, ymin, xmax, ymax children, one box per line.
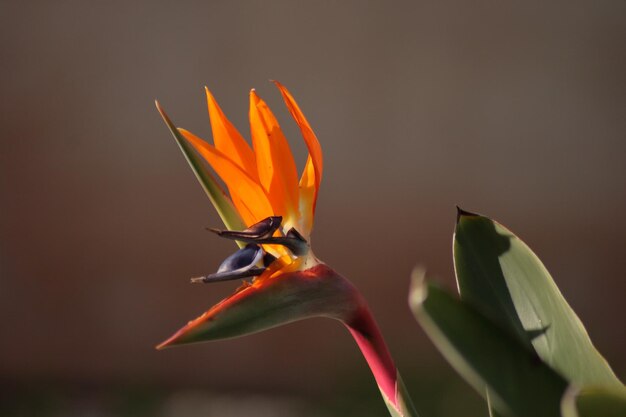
<box><xmin>456</xmin><ymin>206</ymin><xmax>480</xmax><ymax>224</ymax></box>
<box><xmin>155</xmin><ymin>100</ymin><xmax>173</xmax><ymax>126</ymax></box>
<box><xmin>409</xmin><ymin>266</ymin><xmax>428</xmax><ymax>307</ymax></box>
<box><xmin>156</xmin><ymin>326</ymin><xmax>190</xmax><ymax>350</ymax></box>
<box><xmin>155</xmin><ymin>338</ymin><xmax>174</xmax><ymax>350</ymax></box>
<box><xmin>154</xmin><ymin>99</ymin><xmax>163</xmax><ymax>113</ymax></box>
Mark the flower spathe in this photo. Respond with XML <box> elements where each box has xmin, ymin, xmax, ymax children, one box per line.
<box><xmin>158</xmin><ymin>82</ymin><xmax>334</xmax><ymax>348</ymax></box>
<box><xmin>156</xmin><ymin>83</ymin><xmax>417</xmax><ymax>416</ymax></box>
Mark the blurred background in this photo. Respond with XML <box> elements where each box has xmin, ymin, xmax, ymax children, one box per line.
<box><xmin>1</xmin><ymin>1</ymin><xmax>625</xmax><ymax>416</ymax></box>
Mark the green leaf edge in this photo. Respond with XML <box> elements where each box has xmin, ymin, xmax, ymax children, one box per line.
<box><xmin>561</xmin><ymin>384</ymin><xmax>626</xmax><ymax>417</ymax></box>
<box><xmin>409</xmin><ymin>268</ymin><xmax>568</xmax><ymax>417</ymax></box>
<box><xmin>453</xmin><ymin>209</ymin><xmax>622</xmax><ymax>388</ymax></box>
<box><xmin>156</xmin><ymin>101</ymin><xmax>246</xmax><ymax>238</ymax></box>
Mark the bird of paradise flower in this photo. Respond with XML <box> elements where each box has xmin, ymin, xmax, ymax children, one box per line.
<box><xmin>156</xmin><ymin>82</ymin><xmax>418</xmax><ymax>417</ymax></box>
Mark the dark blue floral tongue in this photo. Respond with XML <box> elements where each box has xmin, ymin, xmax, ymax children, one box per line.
<box><xmin>193</xmin><ymin>216</ymin><xmax>312</xmax><ymax>285</ymax></box>
<box><xmin>210</xmin><ymin>216</ymin><xmax>283</xmax><ymax>240</ymax></box>
<box><xmin>191</xmin><ymin>244</ymin><xmax>265</xmax><ymax>284</ymax></box>
<box><xmin>210</xmin><ymin>216</ymin><xmax>309</xmax><ymax>256</ymax></box>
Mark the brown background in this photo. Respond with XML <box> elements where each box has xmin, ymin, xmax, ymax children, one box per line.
<box><xmin>1</xmin><ymin>1</ymin><xmax>625</xmax><ymax>416</ymax></box>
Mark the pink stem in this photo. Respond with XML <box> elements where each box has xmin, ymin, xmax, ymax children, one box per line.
<box><xmin>344</xmin><ymin>302</ymin><xmax>398</xmax><ymax>406</ymax></box>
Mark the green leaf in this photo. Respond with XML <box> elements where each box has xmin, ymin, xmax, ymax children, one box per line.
<box><xmin>487</xmin><ymin>393</ymin><xmax>505</xmax><ymax>417</ymax></box>
<box><xmin>561</xmin><ymin>385</ymin><xmax>626</xmax><ymax>417</ymax></box>
<box><xmin>409</xmin><ymin>270</ymin><xmax>568</xmax><ymax>417</ymax></box>
<box><xmin>156</xmin><ymin>101</ymin><xmax>247</xmax><ymax>237</ymax></box>
<box><xmin>453</xmin><ymin>209</ymin><xmax>621</xmax><ymax>388</ymax></box>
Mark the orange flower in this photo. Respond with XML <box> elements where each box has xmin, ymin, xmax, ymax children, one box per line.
<box><xmin>155</xmin><ymin>81</ymin><xmax>334</xmax><ymax>343</ymax></box>
<box><xmin>180</xmin><ymin>81</ymin><xmax>322</xmax><ymax>238</ymax></box>
<box><xmin>155</xmin><ymin>83</ymin><xmax>417</xmax><ymax>416</ymax></box>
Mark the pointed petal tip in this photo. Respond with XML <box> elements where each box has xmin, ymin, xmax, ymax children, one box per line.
<box><xmin>204</xmin><ymin>86</ymin><xmax>216</xmax><ymax>101</ymax></box>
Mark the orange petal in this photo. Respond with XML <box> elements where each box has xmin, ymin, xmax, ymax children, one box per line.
<box><xmin>272</xmin><ymin>81</ymin><xmax>323</xmax><ymax>226</ymax></box>
<box><xmin>248</xmin><ymin>90</ymin><xmax>299</xmax><ymax>223</ymax></box>
<box><xmin>298</xmin><ymin>159</ymin><xmax>316</xmax><ymax>236</ymax></box>
<box><xmin>205</xmin><ymin>88</ymin><xmax>258</xmax><ymax>179</ymax></box>
<box><xmin>179</xmin><ymin>128</ymin><xmax>274</xmax><ymax>224</ymax></box>
<box><xmin>230</xmin><ymin>194</ymin><xmax>258</xmax><ymax>227</ymax></box>
<box><xmin>256</xmin><ymin>254</ymin><xmax>293</xmax><ymax>282</ymax></box>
